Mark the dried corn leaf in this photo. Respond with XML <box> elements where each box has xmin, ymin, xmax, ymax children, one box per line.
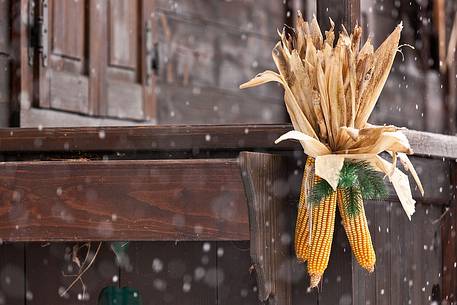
<box><xmin>355</xmin><ymin>24</ymin><xmax>402</xmax><ymax>128</ymax></box>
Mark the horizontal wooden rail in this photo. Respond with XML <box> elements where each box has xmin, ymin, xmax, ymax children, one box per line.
<box><xmin>0</xmin><ymin>125</ymin><xmax>456</xmax><ymax>159</ymax></box>
<box><xmin>0</xmin><ymin>159</ymin><xmax>249</xmax><ymax>241</ymax></box>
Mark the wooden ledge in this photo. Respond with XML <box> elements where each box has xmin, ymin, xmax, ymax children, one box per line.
<box><xmin>0</xmin><ymin>124</ymin><xmax>456</xmax><ymax>159</ymax></box>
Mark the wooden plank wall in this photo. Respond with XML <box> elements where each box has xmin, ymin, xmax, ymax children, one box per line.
<box><xmin>0</xmin><ymin>0</ymin><xmax>10</xmax><ymax>127</ymax></box>
<box><xmin>362</xmin><ymin>0</ymin><xmax>445</xmax><ymax>133</ymax></box>
<box><xmin>353</xmin><ymin>202</ymin><xmax>443</xmax><ymax>305</ymax></box>
<box><xmin>0</xmin><ymin>241</ymin><xmax>264</xmax><ymax>305</ymax></box>
<box><xmin>152</xmin><ymin>0</ymin><xmax>287</xmax><ymax>125</ymax></box>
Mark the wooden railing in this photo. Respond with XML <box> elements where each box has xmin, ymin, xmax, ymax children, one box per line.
<box><xmin>0</xmin><ymin>124</ymin><xmax>456</xmax><ymax>304</ymax></box>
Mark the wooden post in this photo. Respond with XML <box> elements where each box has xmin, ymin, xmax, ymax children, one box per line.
<box><xmin>317</xmin><ymin>0</ymin><xmax>360</xmax><ymax>33</ymax></box>
<box><xmin>239</xmin><ymin>152</ymin><xmax>293</xmax><ymax>305</ymax></box>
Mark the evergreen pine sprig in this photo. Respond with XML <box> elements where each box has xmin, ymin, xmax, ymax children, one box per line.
<box><xmin>308</xmin><ymin>179</ymin><xmax>334</xmax><ymax>206</ymax></box>
<box><xmin>307</xmin><ymin>161</ymin><xmax>388</xmax><ymax>216</ymax></box>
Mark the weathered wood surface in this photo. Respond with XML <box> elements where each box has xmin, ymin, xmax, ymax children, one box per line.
<box><xmin>157</xmin><ymin>83</ymin><xmax>286</xmax><ymax>125</ymax></box>
<box><xmin>352</xmin><ymin>201</ymin><xmax>443</xmax><ymax>305</ymax></box>
<box><xmin>216</xmin><ymin>241</ymin><xmax>262</xmax><ymax>305</ymax></box>
<box><xmin>0</xmin><ymin>159</ymin><xmax>249</xmax><ymax>241</ymax></box>
<box><xmin>122</xmin><ymin>241</ymin><xmax>218</xmax><ymax>305</ymax></box>
<box><xmin>239</xmin><ymin>152</ymin><xmax>292</xmax><ymax>305</ymax></box>
<box><xmin>0</xmin><ymin>125</ymin><xmax>457</xmax><ymax>159</ymax></box>
<box><xmin>317</xmin><ymin>0</ymin><xmax>360</xmax><ymax>35</ymax></box>
<box><xmin>26</xmin><ymin>242</ymin><xmax>117</xmax><ymax>304</ymax></box>
<box><xmin>0</xmin><ymin>243</ymin><xmax>24</xmax><ymax>305</ymax></box>
<box><xmin>443</xmin><ymin>163</ymin><xmax>457</xmax><ymax>304</ymax></box>
<box><xmin>0</xmin><ymin>0</ymin><xmax>9</xmax><ymax>127</ymax></box>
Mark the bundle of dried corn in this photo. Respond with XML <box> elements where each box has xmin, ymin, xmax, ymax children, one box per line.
<box><xmin>240</xmin><ymin>13</ymin><xmax>424</xmax><ymax>288</ymax></box>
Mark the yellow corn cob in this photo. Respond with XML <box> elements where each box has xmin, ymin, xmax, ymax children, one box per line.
<box><xmin>294</xmin><ymin>159</ymin><xmax>312</xmax><ymax>262</ymax></box>
<box><xmin>337</xmin><ymin>189</ymin><xmax>376</xmax><ymax>272</ymax></box>
<box><xmin>295</xmin><ymin>157</ymin><xmax>337</xmax><ymax>288</ymax></box>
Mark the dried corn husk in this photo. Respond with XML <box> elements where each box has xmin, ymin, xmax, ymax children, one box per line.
<box><xmin>240</xmin><ymin>14</ymin><xmax>423</xmax><ymax>219</ymax></box>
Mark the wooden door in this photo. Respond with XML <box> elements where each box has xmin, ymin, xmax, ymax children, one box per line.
<box><xmin>29</xmin><ymin>0</ymin><xmax>156</xmax><ymax>125</ymax></box>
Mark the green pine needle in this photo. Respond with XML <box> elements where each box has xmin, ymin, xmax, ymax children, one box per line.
<box><xmin>342</xmin><ymin>186</ymin><xmax>363</xmax><ymax>217</ymax></box>
<box><xmin>306</xmin><ymin>160</ymin><xmax>388</xmax><ymax>216</ymax></box>
<box><xmin>308</xmin><ymin>179</ymin><xmax>334</xmax><ymax>207</ymax></box>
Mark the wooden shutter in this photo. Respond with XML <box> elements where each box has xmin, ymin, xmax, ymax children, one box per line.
<box><xmin>103</xmin><ymin>0</ymin><xmax>155</xmax><ymax>121</ymax></box>
<box><xmin>34</xmin><ymin>0</ymin><xmax>156</xmax><ymax>121</ymax></box>
<box><xmin>35</xmin><ymin>0</ymin><xmax>94</xmax><ymax>114</ymax></box>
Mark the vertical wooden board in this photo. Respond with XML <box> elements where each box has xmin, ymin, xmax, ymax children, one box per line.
<box><xmin>374</xmin><ymin>201</ymin><xmax>391</xmax><ymax>305</ymax></box>
<box><xmin>290</xmin><ymin>260</ymin><xmax>318</xmax><ymax>305</ymax></box>
<box><xmin>390</xmin><ymin>203</ymin><xmax>408</xmax><ymax>305</ymax></box>
<box><xmin>216</xmin><ymin>241</ymin><xmax>262</xmax><ymax>305</ymax></box>
<box><xmin>0</xmin><ymin>56</ymin><xmax>9</xmax><ymax>127</ymax></box>
<box><xmin>364</xmin><ymin>202</ymin><xmax>377</xmax><ymax>305</ymax></box>
<box><xmin>39</xmin><ymin>0</ymin><xmax>90</xmax><ymax>113</ymax></box>
<box><xmin>0</xmin><ymin>243</ymin><xmax>25</xmax><ymax>305</ymax></box>
<box><xmin>443</xmin><ymin>185</ymin><xmax>457</xmax><ymax>304</ymax></box>
<box><xmin>26</xmin><ymin>242</ymin><xmax>118</xmax><ymax>305</ymax></box>
<box><xmin>121</xmin><ymin>242</ymin><xmax>217</xmax><ymax>305</ymax></box>
<box><xmin>287</xmin><ymin>154</ymin><xmax>318</xmax><ymax>305</ymax></box>
<box><xmin>415</xmin><ymin>205</ymin><xmax>442</xmax><ymax>304</ymax></box>
<box><xmin>0</xmin><ymin>0</ymin><xmax>9</xmax><ymax>53</ymax></box>
<box><xmin>410</xmin><ymin>204</ymin><xmax>425</xmax><ymax>305</ymax></box>
<box><xmin>317</xmin><ymin>0</ymin><xmax>360</xmax><ymax>33</ymax></box>
<box><xmin>157</xmin><ymin>82</ymin><xmax>285</xmax><ymax>124</ymax></box>
<box><xmin>319</xmin><ymin>215</ymin><xmax>353</xmax><ymax>305</ymax></box>
<box><xmin>88</xmin><ymin>0</ymin><xmax>107</xmax><ymax>116</ymax></box>
<box><xmin>108</xmin><ymin>0</ymin><xmax>138</xmax><ymax>69</ymax></box>
<box><xmin>403</xmin><ymin>201</ymin><xmax>415</xmax><ymax>305</ymax></box>
<box><xmin>353</xmin><ymin>201</ymin><xmax>383</xmax><ymax>305</ymax></box>
<box><xmin>52</xmin><ymin>0</ymin><xmax>85</xmax><ymax>60</ymax></box>
<box><xmin>155</xmin><ymin>12</ymin><xmax>280</xmax><ymax>99</ymax></box>
<box><xmin>154</xmin><ymin>0</ymin><xmax>285</xmax><ymax>39</ymax></box>
<box><xmin>104</xmin><ymin>0</ymin><xmax>155</xmax><ymax>121</ymax></box>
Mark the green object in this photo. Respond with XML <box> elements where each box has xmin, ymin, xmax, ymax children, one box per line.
<box><xmin>98</xmin><ymin>286</ymin><xmax>141</xmax><ymax>305</ymax></box>
<box><xmin>308</xmin><ymin>161</ymin><xmax>388</xmax><ymax>217</ymax></box>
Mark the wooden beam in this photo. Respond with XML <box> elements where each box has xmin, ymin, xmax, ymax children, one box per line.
<box><xmin>0</xmin><ymin>159</ymin><xmax>249</xmax><ymax>241</ymax></box>
<box><xmin>240</xmin><ymin>152</ymin><xmax>293</xmax><ymax>305</ymax></box>
<box><xmin>317</xmin><ymin>0</ymin><xmax>360</xmax><ymax>32</ymax></box>
<box><xmin>0</xmin><ymin>125</ymin><xmax>457</xmax><ymax>160</ymax></box>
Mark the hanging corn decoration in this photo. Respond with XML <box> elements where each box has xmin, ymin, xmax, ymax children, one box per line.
<box><xmin>295</xmin><ymin>157</ymin><xmax>338</xmax><ymax>287</ymax></box>
<box><xmin>240</xmin><ymin>12</ymin><xmax>424</xmax><ymax>288</ymax></box>
<box><xmin>337</xmin><ymin>189</ymin><xmax>376</xmax><ymax>272</ymax></box>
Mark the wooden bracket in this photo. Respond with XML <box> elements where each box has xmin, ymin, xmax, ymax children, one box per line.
<box><xmin>239</xmin><ymin>151</ymin><xmax>293</xmax><ymax>305</ymax></box>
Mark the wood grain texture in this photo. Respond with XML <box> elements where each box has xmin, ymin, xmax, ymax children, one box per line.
<box><xmin>0</xmin><ymin>0</ymin><xmax>9</xmax><ymax>54</ymax></box>
<box><xmin>239</xmin><ymin>152</ymin><xmax>292</xmax><ymax>305</ymax></box>
<box><xmin>0</xmin><ymin>159</ymin><xmax>249</xmax><ymax>241</ymax></box>
<box><xmin>352</xmin><ymin>201</ymin><xmax>442</xmax><ymax>305</ymax></box>
<box><xmin>26</xmin><ymin>242</ymin><xmax>117</xmax><ymax>305</ymax></box>
<box><xmin>0</xmin><ymin>0</ymin><xmax>10</xmax><ymax>128</ymax></box>
<box><xmin>0</xmin><ymin>125</ymin><xmax>456</xmax><ymax>159</ymax></box>
<box><xmin>317</xmin><ymin>0</ymin><xmax>360</xmax><ymax>33</ymax></box>
<box><xmin>10</xmin><ymin>0</ymin><xmax>33</xmax><ymax>126</ymax></box>
<box><xmin>154</xmin><ymin>0</ymin><xmax>284</xmax><ymax>39</ymax></box>
<box><xmin>121</xmin><ymin>241</ymin><xmax>217</xmax><ymax>305</ymax></box>
<box><xmin>216</xmin><ymin>241</ymin><xmax>263</xmax><ymax>305</ymax></box>
<box><xmin>157</xmin><ymin>82</ymin><xmax>285</xmax><ymax>125</ymax></box>
<box><xmin>318</xmin><ymin>214</ymin><xmax>353</xmax><ymax>305</ymax></box>
<box><xmin>0</xmin><ymin>243</ymin><xmax>25</xmax><ymax>305</ymax></box>
<box><xmin>443</xmin><ymin>163</ymin><xmax>457</xmax><ymax>304</ymax></box>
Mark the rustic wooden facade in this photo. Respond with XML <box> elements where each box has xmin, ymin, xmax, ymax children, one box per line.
<box><xmin>0</xmin><ymin>0</ymin><xmax>455</xmax><ymax>130</ymax></box>
<box><xmin>0</xmin><ymin>0</ymin><xmax>456</xmax><ymax>305</ymax></box>
<box><xmin>0</xmin><ymin>126</ymin><xmax>454</xmax><ymax>305</ymax></box>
